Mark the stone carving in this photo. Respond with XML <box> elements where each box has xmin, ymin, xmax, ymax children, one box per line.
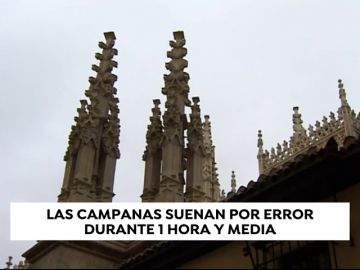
<box><xmin>162</xmin><ymin>31</ymin><xmax>190</xmax><ymax>106</ymax></box>
<box><xmin>203</xmin><ymin>116</ymin><xmax>213</xmax><ymax>154</ymax></box>
<box><xmin>65</xmin><ymin>32</ymin><xmax>120</xmax><ymax>159</ymax></box>
<box><xmin>102</xmin><ymin>108</ymin><xmax>121</xmax><ymax>159</ymax></box>
<box><xmin>187</xmin><ymin>97</ymin><xmax>204</xmax><ymax>152</ymax></box>
<box><xmin>201</xmin><ymin>115</ymin><xmax>220</xmax><ymax>201</ymax></box>
<box><xmin>64</xmin><ymin>100</ymin><xmax>87</xmax><ymax>160</ymax></box>
<box><xmin>258</xmin><ymin>79</ymin><xmax>360</xmax><ymax>175</ymax></box>
<box><xmin>142</xmin><ymin>100</ymin><xmax>163</xmax><ymax>202</ymax></box>
<box><xmin>185</xmin><ymin>97</ymin><xmax>206</xmax><ymax>202</ymax></box>
<box><xmin>162</xmin><ymin>88</ymin><xmax>182</xmax><ymax>142</ymax></box>
<box><xmin>202</xmin><ymin>159</ymin><xmax>212</xmax><ymax>181</ymax></box>
<box><xmin>59</xmin><ymin>32</ymin><xmax>120</xmax><ymax>202</ymax></box>
<box><xmin>212</xmin><ymin>162</ymin><xmax>220</xmax><ymax>201</ymax></box>
<box><xmin>86</xmin><ymin>32</ymin><xmax>118</xmax><ymax>118</ymax></box>
<box><xmin>143</xmin><ymin>99</ymin><xmax>163</xmax><ymax>160</ymax></box>
<box><xmin>144</xmin><ymin>32</ymin><xmax>223</xmax><ymax>202</ymax></box>
<box><xmin>157</xmin><ymin>32</ymin><xmax>191</xmax><ymax>202</ymax></box>
<box><xmin>140</xmin><ymin>31</ymin><xmax>221</xmax><ymax>202</ymax></box>
<box><xmin>231</xmin><ymin>171</ymin><xmax>236</xmax><ymax>193</ymax></box>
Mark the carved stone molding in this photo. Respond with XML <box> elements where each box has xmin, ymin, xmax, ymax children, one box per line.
<box><xmin>258</xmin><ymin>79</ymin><xmax>360</xmax><ymax>175</ymax></box>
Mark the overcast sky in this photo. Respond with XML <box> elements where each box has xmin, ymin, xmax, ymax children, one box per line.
<box><xmin>1</xmin><ymin>0</ymin><xmax>360</xmax><ymax>265</ymax></box>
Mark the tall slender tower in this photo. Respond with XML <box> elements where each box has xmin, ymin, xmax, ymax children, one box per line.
<box><xmin>58</xmin><ymin>32</ymin><xmax>120</xmax><ymax>202</ymax></box>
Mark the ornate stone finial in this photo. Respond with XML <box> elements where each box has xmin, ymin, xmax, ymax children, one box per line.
<box><xmin>5</xmin><ymin>256</ymin><xmax>13</xmax><ymax>269</ymax></box>
<box><xmin>162</xmin><ymin>31</ymin><xmax>191</xmax><ymax>109</ymax></box>
<box><xmin>231</xmin><ymin>171</ymin><xmax>236</xmax><ymax>193</ymax></box>
<box><xmin>212</xmin><ymin>159</ymin><xmax>221</xmax><ymax>200</ymax></box>
<box><xmin>257</xmin><ymin>130</ymin><xmax>267</xmax><ymax>175</ymax></box>
<box><xmin>187</xmin><ymin>97</ymin><xmax>203</xmax><ymax>151</ymax></box>
<box><xmin>292</xmin><ymin>106</ymin><xmax>306</xmax><ymax>137</ymax></box>
<box><xmin>338</xmin><ymin>79</ymin><xmax>349</xmax><ymax>108</ymax></box>
<box><xmin>290</xmin><ymin>106</ymin><xmax>308</xmax><ymax>151</ymax></box>
<box><xmin>65</xmin><ymin>32</ymin><xmax>120</xmax><ymax>160</ymax></box>
<box><xmin>151</xmin><ymin>99</ymin><xmax>162</xmax><ymax>125</ymax></box>
<box><xmin>192</xmin><ymin>96</ymin><xmax>200</xmax><ymax>107</ymax></box>
<box><xmin>337</xmin><ymin>79</ymin><xmax>357</xmax><ymax>138</ymax></box>
<box><xmin>89</xmin><ymin>32</ymin><xmax>120</xmax><ymax>160</ymax></box>
<box><xmin>202</xmin><ymin>114</ymin><xmax>221</xmax><ymax>201</ymax></box>
<box><xmin>337</xmin><ymin>78</ymin><xmax>351</xmax><ymax>118</ymax></box>
<box><xmin>142</xmin><ymin>99</ymin><xmax>163</xmax><ymax>202</ymax></box>
<box><xmin>87</xmin><ymin>32</ymin><xmax>118</xmax><ymax>119</ymax></box>
<box><xmin>153</xmin><ymin>99</ymin><xmax>161</xmax><ymax>108</ymax></box>
<box><xmin>257</xmin><ymin>130</ymin><xmax>263</xmax><ymax>154</ymax></box>
<box><xmin>202</xmin><ymin>115</ymin><xmax>213</xmax><ymax>180</ymax></box>
<box><xmin>185</xmin><ymin>97</ymin><xmax>206</xmax><ymax>202</ymax></box>
<box><xmin>143</xmin><ymin>99</ymin><xmax>163</xmax><ymax>160</ymax></box>
<box><xmin>203</xmin><ymin>115</ymin><xmax>213</xmax><ymax>153</ymax></box>
<box><xmin>191</xmin><ymin>97</ymin><xmax>200</xmax><ymax>119</ymax></box>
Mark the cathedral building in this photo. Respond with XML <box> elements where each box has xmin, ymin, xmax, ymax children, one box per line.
<box><xmin>10</xmin><ymin>31</ymin><xmax>360</xmax><ymax>269</ymax></box>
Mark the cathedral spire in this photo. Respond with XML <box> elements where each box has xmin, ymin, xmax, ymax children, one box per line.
<box><xmin>257</xmin><ymin>130</ymin><xmax>265</xmax><ymax>175</ymax></box>
<box><xmin>141</xmin><ymin>99</ymin><xmax>163</xmax><ymax>202</ymax></box>
<box><xmin>338</xmin><ymin>79</ymin><xmax>357</xmax><ymax>138</ymax></box>
<box><xmin>141</xmin><ymin>31</ymin><xmax>220</xmax><ymax>202</ymax></box>
<box><xmin>231</xmin><ymin>171</ymin><xmax>237</xmax><ymax>193</ymax></box>
<box><xmin>338</xmin><ymin>79</ymin><xmax>349</xmax><ymax>109</ymax></box>
<box><xmin>212</xmin><ymin>160</ymin><xmax>221</xmax><ymax>201</ymax></box>
<box><xmin>157</xmin><ymin>31</ymin><xmax>190</xmax><ymax>202</ymax></box>
<box><xmin>185</xmin><ymin>97</ymin><xmax>205</xmax><ymax>202</ymax></box>
<box><xmin>59</xmin><ymin>32</ymin><xmax>120</xmax><ymax>202</ymax></box>
<box><xmin>202</xmin><ymin>115</ymin><xmax>220</xmax><ymax>201</ymax></box>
